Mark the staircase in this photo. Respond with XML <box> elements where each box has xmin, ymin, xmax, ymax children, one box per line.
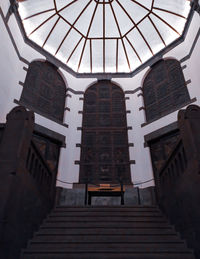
<box><xmin>21</xmin><ymin>206</ymin><xmax>195</xmax><ymax>259</ymax></box>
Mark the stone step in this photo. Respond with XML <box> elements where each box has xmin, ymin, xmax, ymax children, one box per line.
<box><xmin>26</xmin><ymin>242</ymin><xmax>189</xmax><ymax>252</ymax></box>
<box><xmin>54</xmin><ymin>206</ymin><xmax>159</xmax><ymax>212</ymax></box>
<box><xmin>21</xmin><ymin>252</ymin><xmax>195</xmax><ymax>259</ymax></box>
<box><xmin>21</xmin><ymin>206</ymin><xmax>194</xmax><ymax>259</ymax></box>
<box><xmin>35</xmin><ymin>228</ymin><xmax>177</xmax><ymax>236</ymax></box>
<box><xmin>50</xmin><ymin>211</ymin><xmax>162</xmax><ymax>217</ymax></box>
<box><xmin>41</xmin><ymin>221</ymin><xmax>172</xmax><ymax>229</ymax></box>
<box><xmin>45</xmin><ymin>216</ymin><xmax>167</xmax><ymax>222</ymax></box>
<box><xmin>31</xmin><ymin>234</ymin><xmax>182</xmax><ymax>243</ymax></box>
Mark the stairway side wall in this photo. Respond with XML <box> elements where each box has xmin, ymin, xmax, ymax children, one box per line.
<box><xmin>158</xmin><ymin>105</ymin><xmax>200</xmax><ymax>259</ymax></box>
<box><xmin>0</xmin><ymin>107</ymin><xmax>54</xmax><ymax>259</ymax></box>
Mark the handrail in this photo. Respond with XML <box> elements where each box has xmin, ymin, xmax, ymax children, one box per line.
<box><xmin>157</xmin><ymin>135</ymin><xmax>188</xmax><ymax>199</ymax></box>
<box><xmin>158</xmin><ymin>137</ymin><xmax>182</xmax><ymax>177</ymax></box>
<box><xmin>155</xmin><ymin>105</ymin><xmax>200</xmax><ymax>259</ymax></box>
<box><xmin>30</xmin><ymin>139</ymin><xmax>52</xmax><ymax>177</ymax></box>
<box><xmin>26</xmin><ymin>139</ymin><xmax>54</xmax><ymax>195</ymax></box>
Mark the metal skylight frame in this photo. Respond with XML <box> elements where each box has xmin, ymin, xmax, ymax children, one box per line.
<box><xmin>14</xmin><ymin>0</ymin><xmax>195</xmax><ymax>78</ymax></box>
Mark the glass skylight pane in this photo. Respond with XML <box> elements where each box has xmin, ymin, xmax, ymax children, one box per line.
<box><xmin>18</xmin><ymin>0</ymin><xmax>54</xmax><ymax>20</ymax></box>
<box><xmin>89</xmin><ymin>4</ymin><xmax>103</xmax><ymax>38</ymax></box>
<box><xmin>74</xmin><ymin>2</ymin><xmax>96</xmax><ymax>36</ymax></box>
<box><xmin>59</xmin><ymin>0</ymin><xmax>90</xmax><ymax>25</ymax></box>
<box><xmin>55</xmin><ymin>0</ymin><xmax>76</xmax><ymax>11</ymax></box>
<box><xmin>154</xmin><ymin>0</ymin><xmax>190</xmax><ymax>17</ymax></box>
<box><xmin>118</xmin><ymin>0</ymin><xmax>148</xmax><ymax>24</ymax></box>
<box><xmin>29</xmin><ymin>16</ymin><xmax>58</xmax><ymax>48</ymax></box>
<box><xmin>92</xmin><ymin>40</ymin><xmax>103</xmax><ymax>73</ymax></box>
<box><xmin>123</xmin><ymin>37</ymin><xmax>142</xmax><ymax>71</ymax></box>
<box><xmin>138</xmin><ymin>0</ymin><xmax>152</xmax><ymax>10</ymax></box>
<box><xmin>149</xmin><ymin>13</ymin><xmax>179</xmax><ymax>45</ymax></box>
<box><xmin>44</xmin><ymin>19</ymin><xmax>70</xmax><ymax>55</ymax></box>
<box><xmin>105</xmin><ymin>40</ymin><xmax>117</xmax><ymax>73</ymax></box>
<box><xmin>67</xmin><ymin>38</ymin><xmax>85</xmax><ymax>72</ymax></box>
<box><xmin>22</xmin><ymin>11</ymin><xmax>55</xmax><ymax>36</ymax></box>
<box><xmin>138</xmin><ymin>18</ymin><xmax>165</xmax><ymax>55</ymax></box>
<box><xmin>79</xmin><ymin>40</ymin><xmax>91</xmax><ymax>73</ymax></box>
<box><xmin>57</xmin><ymin>28</ymin><xmax>82</xmax><ymax>62</ymax></box>
<box><xmin>118</xmin><ymin>40</ymin><xmax>130</xmax><ymax>73</ymax></box>
<box><xmin>153</xmin><ymin>9</ymin><xmax>186</xmax><ymax>34</ymax></box>
<box><xmin>105</xmin><ymin>5</ymin><xmax>120</xmax><ymax>38</ymax></box>
<box><xmin>111</xmin><ymin>1</ymin><xmax>133</xmax><ymax>36</ymax></box>
<box><xmin>127</xmin><ymin>28</ymin><xmax>152</xmax><ymax>63</ymax></box>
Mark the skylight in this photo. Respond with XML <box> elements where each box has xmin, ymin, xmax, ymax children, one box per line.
<box><xmin>18</xmin><ymin>0</ymin><xmax>191</xmax><ymax>74</ymax></box>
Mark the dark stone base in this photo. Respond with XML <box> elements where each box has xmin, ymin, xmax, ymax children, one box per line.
<box><xmin>56</xmin><ymin>186</ymin><xmax>156</xmax><ymax>206</ymax></box>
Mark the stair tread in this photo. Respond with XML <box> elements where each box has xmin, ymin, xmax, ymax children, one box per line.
<box><xmin>27</xmin><ymin>242</ymin><xmax>189</xmax><ymax>250</ymax></box>
<box><xmin>55</xmin><ymin>206</ymin><xmax>159</xmax><ymax>209</ymax></box>
<box><xmin>45</xmin><ymin>216</ymin><xmax>167</xmax><ymax>222</ymax></box>
<box><xmin>21</xmin><ymin>253</ymin><xmax>195</xmax><ymax>259</ymax></box>
<box><xmin>50</xmin><ymin>212</ymin><xmax>163</xmax><ymax>216</ymax></box>
<box><xmin>30</xmin><ymin>235</ymin><xmax>182</xmax><ymax>243</ymax></box>
<box><xmin>21</xmin><ymin>206</ymin><xmax>193</xmax><ymax>259</ymax></box>
<box><xmin>42</xmin><ymin>222</ymin><xmax>172</xmax><ymax>228</ymax></box>
<box><xmin>35</xmin><ymin>228</ymin><xmax>178</xmax><ymax>235</ymax></box>
<box><xmin>54</xmin><ymin>207</ymin><xmax>160</xmax><ymax>212</ymax></box>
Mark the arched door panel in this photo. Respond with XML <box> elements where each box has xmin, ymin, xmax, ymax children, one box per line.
<box><xmin>80</xmin><ymin>80</ymin><xmax>131</xmax><ymax>184</ymax></box>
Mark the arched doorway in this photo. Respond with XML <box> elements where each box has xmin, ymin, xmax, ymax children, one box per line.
<box><xmin>79</xmin><ymin>80</ymin><xmax>131</xmax><ymax>184</ymax></box>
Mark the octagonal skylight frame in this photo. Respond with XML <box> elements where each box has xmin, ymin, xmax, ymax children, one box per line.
<box><xmin>15</xmin><ymin>0</ymin><xmax>194</xmax><ymax>77</ymax></box>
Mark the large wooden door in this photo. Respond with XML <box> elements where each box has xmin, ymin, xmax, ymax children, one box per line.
<box><xmin>79</xmin><ymin>80</ymin><xmax>131</xmax><ymax>184</ymax></box>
